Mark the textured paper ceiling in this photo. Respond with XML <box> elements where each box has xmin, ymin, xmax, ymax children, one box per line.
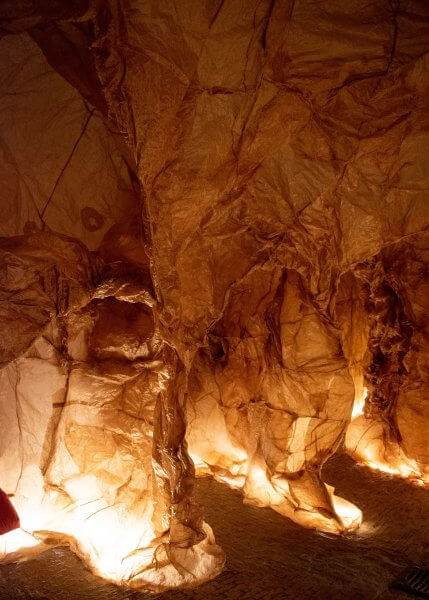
<box><xmin>0</xmin><ymin>0</ymin><xmax>428</xmax><ymax>591</ymax></box>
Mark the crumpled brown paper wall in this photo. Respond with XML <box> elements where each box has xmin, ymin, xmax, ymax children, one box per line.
<box><xmin>339</xmin><ymin>237</ymin><xmax>429</xmax><ymax>478</ymax></box>
<box><xmin>0</xmin><ymin>0</ymin><xmax>428</xmax><ymax>589</ymax></box>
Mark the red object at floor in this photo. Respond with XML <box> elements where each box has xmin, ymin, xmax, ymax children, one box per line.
<box><xmin>0</xmin><ymin>488</ymin><xmax>20</xmax><ymax>535</ymax></box>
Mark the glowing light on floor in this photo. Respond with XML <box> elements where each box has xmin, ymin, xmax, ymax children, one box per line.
<box><xmin>346</xmin><ymin>415</ymin><xmax>428</xmax><ymax>487</ymax></box>
<box><xmin>191</xmin><ymin>452</ymin><xmax>362</xmax><ymax>534</ymax></box>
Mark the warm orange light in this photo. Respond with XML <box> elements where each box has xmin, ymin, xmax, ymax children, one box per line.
<box><xmin>351</xmin><ymin>386</ymin><xmax>367</xmax><ymax>419</ymax></box>
<box><xmin>345</xmin><ymin>415</ymin><xmax>428</xmax><ymax>487</ymax></box>
<box><xmin>0</xmin><ymin>491</ymin><xmax>158</xmax><ymax>584</ymax></box>
<box><xmin>191</xmin><ymin>452</ymin><xmax>362</xmax><ymax>534</ymax></box>
<box><xmin>0</xmin><ymin>486</ymin><xmax>221</xmax><ymax>589</ymax></box>
<box><xmin>0</xmin><ymin>528</ymin><xmax>40</xmax><ymax>560</ymax></box>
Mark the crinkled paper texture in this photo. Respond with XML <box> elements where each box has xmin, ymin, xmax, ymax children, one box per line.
<box><xmin>0</xmin><ymin>0</ymin><xmax>428</xmax><ymax>590</ymax></box>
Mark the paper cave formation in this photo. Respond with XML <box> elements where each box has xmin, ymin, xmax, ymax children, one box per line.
<box><xmin>0</xmin><ymin>0</ymin><xmax>428</xmax><ymax>593</ymax></box>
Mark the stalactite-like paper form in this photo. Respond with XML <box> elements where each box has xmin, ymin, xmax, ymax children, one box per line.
<box><xmin>0</xmin><ymin>0</ymin><xmax>428</xmax><ymax>590</ymax></box>
<box><xmin>341</xmin><ymin>238</ymin><xmax>429</xmax><ymax>483</ymax></box>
